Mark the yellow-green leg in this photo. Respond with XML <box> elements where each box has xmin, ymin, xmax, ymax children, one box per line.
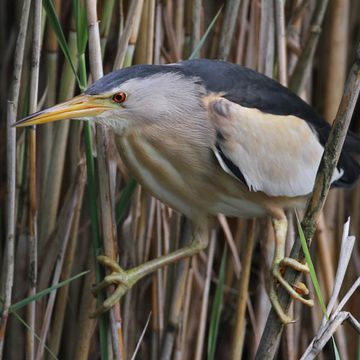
<box><xmin>92</xmin><ymin>227</ymin><xmax>208</xmax><ymax>317</ymax></box>
<box><xmin>269</xmin><ymin>217</ymin><xmax>314</xmax><ymax>324</ymax></box>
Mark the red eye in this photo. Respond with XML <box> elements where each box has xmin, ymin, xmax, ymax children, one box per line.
<box><xmin>112</xmin><ymin>92</ymin><xmax>127</xmax><ymax>103</ymax></box>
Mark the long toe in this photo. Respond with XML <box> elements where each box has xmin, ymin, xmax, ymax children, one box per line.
<box><xmin>269</xmin><ymin>283</ymin><xmax>294</xmax><ymax>324</ymax></box>
<box><xmin>272</xmin><ymin>263</ymin><xmax>314</xmax><ymax>307</ymax></box>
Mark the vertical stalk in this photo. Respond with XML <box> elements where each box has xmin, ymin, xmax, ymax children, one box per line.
<box><xmin>274</xmin><ymin>0</ymin><xmax>287</xmax><ymax>85</ymax></box>
<box><xmin>27</xmin><ymin>1</ymin><xmax>42</xmax><ymax>358</ymax></box>
<box><xmin>231</xmin><ymin>220</ymin><xmax>256</xmax><ymax>359</ymax></box>
<box><xmin>194</xmin><ymin>232</ymin><xmax>216</xmax><ymax>360</ymax></box>
<box><xmin>86</xmin><ymin>1</ymin><xmax>123</xmax><ymax>358</ymax></box>
<box><xmin>289</xmin><ymin>0</ymin><xmax>331</xmax><ymax>93</ymax></box>
<box><xmin>218</xmin><ymin>0</ymin><xmax>241</xmax><ymax>60</ymax></box>
<box><xmin>0</xmin><ymin>0</ymin><xmax>31</xmax><ymax>358</ymax></box>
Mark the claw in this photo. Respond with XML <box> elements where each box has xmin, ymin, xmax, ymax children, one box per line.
<box><xmin>293</xmin><ymin>281</ymin><xmax>310</xmax><ymax>296</ymax></box>
<box><xmin>91</xmin><ymin>255</ymin><xmax>136</xmax><ymax>317</ymax></box>
<box><xmin>272</xmin><ymin>261</ymin><xmax>314</xmax><ymax>307</ymax></box>
<box><xmin>270</xmin><ymin>257</ymin><xmax>314</xmax><ymax>324</ymax></box>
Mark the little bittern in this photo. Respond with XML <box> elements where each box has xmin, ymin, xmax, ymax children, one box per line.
<box><xmin>16</xmin><ymin>59</ymin><xmax>360</xmax><ymax>323</ymax></box>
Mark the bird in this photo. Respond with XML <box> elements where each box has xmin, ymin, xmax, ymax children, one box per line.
<box><xmin>15</xmin><ymin>59</ymin><xmax>360</xmax><ymax>324</ymax></box>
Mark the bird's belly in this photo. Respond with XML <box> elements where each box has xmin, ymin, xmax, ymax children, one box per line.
<box><xmin>115</xmin><ymin>133</ymin><xmax>302</xmax><ymax>220</ymax></box>
<box><xmin>116</xmin><ymin>134</ymin><xmax>205</xmax><ymax>220</ymax></box>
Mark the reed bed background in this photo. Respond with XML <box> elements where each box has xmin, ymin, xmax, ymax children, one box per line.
<box><xmin>1</xmin><ymin>0</ymin><xmax>360</xmax><ymax>359</ymax></box>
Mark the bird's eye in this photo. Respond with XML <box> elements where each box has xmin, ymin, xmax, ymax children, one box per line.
<box><xmin>112</xmin><ymin>92</ymin><xmax>127</xmax><ymax>103</ymax></box>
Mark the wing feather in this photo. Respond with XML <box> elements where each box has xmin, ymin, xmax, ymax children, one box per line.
<box><xmin>204</xmin><ymin>96</ymin><xmax>342</xmax><ymax>197</ymax></box>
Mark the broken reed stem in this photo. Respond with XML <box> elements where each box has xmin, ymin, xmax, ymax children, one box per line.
<box><xmin>256</xmin><ymin>41</ymin><xmax>360</xmax><ymax>360</ymax></box>
<box><xmin>0</xmin><ymin>0</ymin><xmax>31</xmax><ymax>358</ymax></box>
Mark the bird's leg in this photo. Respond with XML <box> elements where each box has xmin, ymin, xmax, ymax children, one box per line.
<box><xmin>269</xmin><ymin>217</ymin><xmax>314</xmax><ymax>324</ymax></box>
<box><xmin>92</xmin><ymin>224</ymin><xmax>208</xmax><ymax>317</ymax></box>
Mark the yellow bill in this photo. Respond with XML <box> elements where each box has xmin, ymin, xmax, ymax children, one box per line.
<box><xmin>14</xmin><ymin>94</ymin><xmax>116</xmax><ymax>127</ymax></box>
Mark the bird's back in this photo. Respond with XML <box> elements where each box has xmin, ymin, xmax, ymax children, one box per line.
<box><xmin>174</xmin><ymin>59</ymin><xmax>360</xmax><ymax>189</ymax></box>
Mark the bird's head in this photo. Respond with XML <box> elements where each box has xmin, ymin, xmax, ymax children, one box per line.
<box><xmin>15</xmin><ymin>64</ymin><xmax>206</xmax><ymax>134</ymax></box>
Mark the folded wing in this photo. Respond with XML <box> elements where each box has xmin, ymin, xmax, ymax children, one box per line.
<box><xmin>204</xmin><ymin>96</ymin><xmax>342</xmax><ymax>197</ymax></box>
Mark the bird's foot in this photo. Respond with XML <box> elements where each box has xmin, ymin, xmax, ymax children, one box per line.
<box><xmin>91</xmin><ymin>255</ymin><xmax>140</xmax><ymax>317</ymax></box>
<box><xmin>270</xmin><ymin>257</ymin><xmax>314</xmax><ymax>324</ymax></box>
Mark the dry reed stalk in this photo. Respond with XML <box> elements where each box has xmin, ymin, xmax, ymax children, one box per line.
<box><xmin>99</xmin><ymin>0</ymin><xmax>115</xmax><ymax>58</ymax></box>
<box><xmin>155</xmin><ymin>202</ymin><xmax>165</xmax><ymax>343</ymax></box>
<box><xmin>191</xmin><ymin>0</ymin><xmax>202</xmax><ymax>55</ymax></box>
<box><xmin>135</xmin><ymin>0</ymin><xmax>155</xmax><ymax>64</ymax></box>
<box><xmin>274</xmin><ymin>0</ymin><xmax>287</xmax><ymax>85</ymax></box>
<box><xmin>217</xmin><ymin>214</ymin><xmax>241</xmax><ymax>277</ymax></box>
<box><xmin>35</xmin><ymin>166</ymin><xmax>85</xmax><ymax>359</ymax></box>
<box><xmin>26</xmin><ymin>1</ymin><xmax>42</xmax><ymax>357</ymax></box>
<box><xmin>73</xmin><ymin>264</ymin><xmax>97</xmax><ymax>360</ymax></box>
<box><xmin>245</xmin><ymin>0</ymin><xmax>259</xmax><ymax>69</ymax></box>
<box><xmin>160</xmin><ymin>217</ymin><xmax>191</xmax><ymax>360</ymax></box>
<box><xmin>1</xmin><ymin>0</ymin><xmax>31</xmax><ymax>357</ymax></box>
<box><xmin>235</xmin><ymin>0</ymin><xmax>250</xmax><ymax>64</ymax></box>
<box><xmin>174</xmin><ymin>0</ymin><xmax>184</xmax><ymax>56</ymax></box>
<box><xmin>258</xmin><ymin>0</ymin><xmax>275</xmax><ymax>76</ymax></box>
<box><xmin>154</xmin><ymin>3</ymin><xmax>162</xmax><ymax>64</ymax></box>
<box><xmin>218</xmin><ymin>0</ymin><xmax>241</xmax><ymax>60</ymax></box>
<box><xmin>289</xmin><ymin>0</ymin><xmax>330</xmax><ymax>93</ymax></box>
<box><xmin>194</xmin><ymin>231</ymin><xmax>216</xmax><ymax>360</ymax></box>
<box><xmin>47</xmin><ymin>162</ymin><xmax>86</xmax><ymax>355</ymax></box>
<box><xmin>39</xmin><ymin>36</ymin><xmax>78</xmax><ymax>251</ymax></box>
<box><xmin>114</xmin><ymin>0</ymin><xmax>144</xmax><ymax>69</ymax></box>
<box><xmin>256</xmin><ymin>40</ymin><xmax>360</xmax><ymax>359</ymax></box>
<box><xmin>175</xmin><ymin>267</ymin><xmax>194</xmax><ymax>360</ymax></box>
<box><xmin>86</xmin><ymin>1</ymin><xmax>123</xmax><ymax>358</ymax></box>
<box><xmin>231</xmin><ymin>219</ymin><xmax>256</xmax><ymax>359</ymax></box>
<box><xmin>40</xmin><ymin>0</ymin><xmax>61</xmax><ymax>193</ymax></box>
<box><xmin>162</xmin><ymin>2</ymin><xmax>180</xmax><ymax>61</ymax></box>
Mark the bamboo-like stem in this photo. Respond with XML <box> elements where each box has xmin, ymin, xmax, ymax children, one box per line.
<box><xmin>0</xmin><ymin>0</ymin><xmax>31</xmax><ymax>357</ymax></box>
<box><xmin>40</xmin><ymin>0</ymin><xmax>61</xmax><ymax>190</ymax></box>
<box><xmin>231</xmin><ymin>219</ymin><xmax>256</xmax><ymax>359</ymax></box>
<box><xmin>35</xmin><ymin>165</ymin><xmax>86</xmax><ymax>360</ymax></box>
<box><xmin>48</xmin><ymin>162</ymin><xmax>86</xmax><ymax>355</ymax></box>
<box><xmin>113</xmin><ymin>0</ymin><xmax>144</xmax><ymax>69</ymax></box>
<box><xmin>86</xmin><ymin>1</ymin><xmax>123</xmax><ymax>358</ymax></box>
<box><xmin>218</xmin><ymin>0</ymin><xmax>241</xmax><ymax>60</ymax></box>
<box><xmin>136</xmin><ymin>0</ymin><xmax>155</xmax><ymax>64</ymax></box>
<box><xmin>162</xmin><ymin>3</ymin><xmax>180</xmax><ymax>61</ymax></box>
<box><xmin>39</xmin><ymin>24</ymin><xmax>78</xmax><ymax>246</ymax></box>
<box><xmin>322</xmin><ymin>0</ymin><xmax>349</xmax><ymax>122</ymax></box>
<box><xmin>73</xmin><ymin>262</ymin><xmax>98</xmax><ymax>360</ymax></box>
<box><xmin>160</xmin><ymin>217</ymin><xmax>191</xmax><ymax>360</ymax></box>
<box><xmin>274</xmin><ymin>0</ymin><xmax>287</xmax><ymax>85</ymax></box>
<box><xmin>191</xmin><ymin>0</ymin><xmax>201</xmax><ymax>54</ymax></box>
<box><xmin>258</xmin><ymin>0</ymin><xmax>275</xmax><ymax>76</ymax></box>
<box><xmin>256</xmin><ymin>41</ymin><xmax>360</xmax><ymax>360</ymax></box>
<box><xmin>41</xmin><ymin>28</ymin><xmax>78</xmax><ymax>208</ymax></box>
<box><xmin>99</xmin><ymin>0</ymin><xmax>115</xmax><ymax>57</ymax></box>
<box><xmin>26</xmin><ymin>1</ymin><xmax>42</xmax><ymax>358</ymax></box>
<box><xmin>289</xmin><ymin>0</ymin><xmax>330</xmax><ymax>93</ymax></box>
<box><xmin>176</xmin><ymin>268</ymin><xmax>194</xmax><ymax>360</ymax></box>
<box><xmin>235</xmin><ymin>0</ymin><xmax>250</xmax><ymax>64</ymax></box>
<box><xmin>194</xmin><ymin>231</ymin><xmax>216</xmax><ymax>360</ymax></box>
